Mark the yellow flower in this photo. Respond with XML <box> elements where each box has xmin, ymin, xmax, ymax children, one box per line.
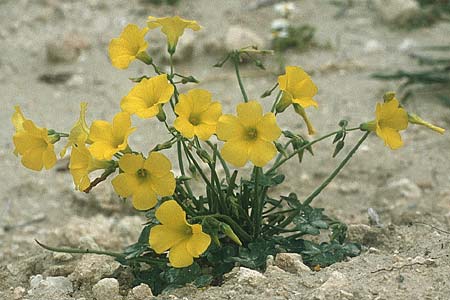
<box><xmin>12</xmin><ymin>106</ymin><xmax>27</xmax><ymax>133</ymax></box>
<box><xmin>277</xmin><ymin>66</ymin><xmax>318</xmax><ymax>134</ymax></box>
<box><xmin>216</xmin><ymin>101</ymin><xmax>281</xmax><ymax>167</ymax></box>
<box><xmin>109</xmin><ymin>24</ymin><xmax>151</xmax><ymax>69</ymax></box>
<box><xmin>408</xmin><ymin>113</ymin><xmax>445</xmax><ymax>135</ymax></box>
<box><xmin>150</xmin><ymin>200</ymin><xmax>211</xmax><ymax>268</ymax></box>
<box><xmin>121</xmin><ymin>74</ymin><xmax>174</xmax><ymax>119</ymax></box>
<box><xmin>174</xmin><ymin>89</ymin><xmax>222</xmax><ymax>140</ymax></box>
<box><xmin>364</xmin><ymin>98</ymin><xmax>408</xmax><ymax>150</ymax></box>
<box><xmin>13</xmin><ymin>119</ymin><xmax>57</xmax><ymax>171</ymax></box>
<box><xmin>69</xmin><ymin>144</ymin><xmax>112</xmax><ymax>191</ymax></box>
<box><xmin>111</xmin><ymin>152</ymin><xmax>175</xmax><ymax>210</ymax></box>
<box><xmin>88</xmin><ymin>112</ymin><xmax>136</xmax><ymax>160</ymax></box>
<box><xmin>60</xmin><ymin>102</ymin><xmax>90</xmax><ymax>157</ymax></box>
<box><xmin>147</xmin><ymin>16</ymin><xmax>201</xmax><ymax>53</ymax></box>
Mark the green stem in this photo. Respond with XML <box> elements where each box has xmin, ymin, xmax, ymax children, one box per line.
<box><xmin>232</xmin><ymin>52</ymin><xmax>249</xmax><ymax>102</ymax></box>
<box><xmin>206</xmin><ymin>141</ymin><xmax>231</xmax><ymax>183</ymax></box>
<box><xmin>182</xmin><ymin>140</ymin><xmax>214</xmax><ymax>192</ymax></box>
<box><xmin>177</xmin><ymin>140</ymin><xmax>194</xmax><ymax>197</ymax></box>
<box><xmin>271</xmin><ymin>90</ymin><xmax>282</xmax><ymax>113</ymax></box>
<box><xmin>252</xmin><ymin>167</ymin><xmax>263</xmax><ymax>238</ymax></box>
<box><xmin>35</xmin><ymin>240</ymin><xmax>166</xmax><ymax>266</ymax></box>
<box><xmin>303</xmin><ymin>131</ymin><xmax>370</xmax><ymax>206</ymax></box>
<box><xmin>266</xmin><ymin>127</ymin><xmax>360</xmax><ymax>174</ymax></box>
<box><xmin>191</xmin><ymin>214</ymin><xmax>252</xmax><ymax>242</ymax></box>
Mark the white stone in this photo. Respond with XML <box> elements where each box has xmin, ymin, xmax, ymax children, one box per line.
<box><xmin>92</xmin><ymin>278</ymin><xmax>122</xmax><ymax>300</ymax></box>
<box><xmin>372</xmin><ymin>0</ymin><xmax>421</xmax><ymax>24</ymax></box>
<box><xmin>126</xmin><ymin>283</ymin><xmax>154</xmax><ymax>300</ymax></box>
<box><xmin>225</xmin><ymin>26</ymin><xmax>265</xmax><ymax>51</ymax></box>
<box><xmin>364</xmin><ymin>39</ymin><xmax>384</xmax><ymax>53</ymax></box>
<box><xmin>274</xmin><ymin>253</ymin><xmax>311</xmax><ymax>274</ymax></box>
<box><xmin>387</xmin><ymin>178</ymin><xmax>422</xmax><ymax>199</ymax></box>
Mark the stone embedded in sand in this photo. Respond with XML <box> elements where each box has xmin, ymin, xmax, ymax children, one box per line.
<box><xmin>371</xmin><ymin>0</ymin><xmax>421</xmax><ymax>26</ymax></box>
<box><xmin>274</xmin><ymin>253</ymin><xmax>311</xmax><ymax>274</ymax></box>
<box><xmin>27</xmin><ymin>275</ymin><xmax>73</xmax><ymax>300</ymax></box>
<box><xmin>386</xmin><ymin>178</ymin><xmax>422</xmax><ymax>199</ymax></box>
<box><xmin>68</xmin><ymin>254</ymin><xmax>120</xmax><ymax>286</ymax></box>
<box><xmin>225</xmin><ymin>267</ymin><xmax>266</xmax><ymax>287</ymax></box>
<box><xmin>126</xmin><ymin>283</ymin><xmax>154</xmax><ymax>300</ymax></box>
<box><xmin>92</xmin><ymin>278</ymin><xmax>122</xmax><ymax>300</ymax></box>
<box><xmin>225</xmin><ymin>26</ymin><xmax>265</xmax><ymax>52</ymax></box>
<box><xmin>13</xmin><ymin>286</ymin><xmax>25</xmax><ymax>300</ymax></box>
<box><xmin>312</xmin><ymin>271</ymin><xmax>351</xmax><ymax>299</ymax></box>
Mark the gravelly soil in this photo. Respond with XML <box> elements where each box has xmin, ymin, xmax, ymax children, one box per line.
<box><xmin>1</xmin><ymin>0</ymin><xmax>449</xmax><ymax>299</ymax></box>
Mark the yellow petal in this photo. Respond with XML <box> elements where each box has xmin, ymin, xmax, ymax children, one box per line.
<box><xmin>174</xmin><ymin>117</ymin><xmax>196</xmax><ymax>139</ymax></box>
<box><xmin>169</xmin><ymin>240</ymin><xmax>194</xmax><ymax>268</ymax></box>
<box><xmin>147</xmin><ymin>16</ymin><xmax>201</xmax><ymax>49</ymax></box>
<box><xmin>293</xmin><ymin>97</ymin><xmax>318</xmax><ymax>109</ymax></box>
<box><xmin>188</xmin><ymin>89</ymin><xmax>212</xmax><ymax>114</ymax></box>
<box><xmin>132</xmin><ymin>184</ymin><xmax>157</xmax><ymax>210</ymax></box>
<box><xmin>256</xmin><ymin>113</ymin><xmax>281</xmax><ymax>142</ymax></box>
<box><xmin>186</xmin><ymin>228</ymin><xmax>211</xmax><ymax>257</ymax></box>
<box><xmin>144</xmin><ymin>152</ymin><xmax>172</xmax><ymax>177</ymax></box>
<box><xmin>150</xmin><ymin>172</ymin><xmax>176</xmax><ymax>196</ymax></box>
<box><xmin>221</xmin><ymin>140</ymin><xmax>250</xmax><ymax>167</ymax></box>
<box><xmin>248</xmin><ymin>140</ymin><xmax>277</xmax><ymax>167</ymax></box>
<box><xmin>21</xmin><ymin>148</ymin><xmax>44</xmax><ymax>171</ymax></box>
<box><xmin>121</xmin><ymin>96</ymin><xmax>149</xmax><ymax>115</ymax></box>
<box><xmin>216</xmin><ymin>115</ymin><xmax>245</xmax><ymax>141</ymax></box>
<box><xmin>112</xmin><ymin>112</ymin><xmax>133</xmax><ymax>142</ymax></box>
<box><xmin>89</xmin><ymin>120</ymin><xmax>112</xmax><ymax>143</ymax></box>
<box><xmin>376</xmin><ymin>99</ymin><xmax>408</xmax><ymax>131</ymax></box>
<box><xmin>12</xmin><ymin>106</ymin><xmax>27</xmax><ymax>132</ymax></box>
<box><xmin>119</xmin><ymin>153</ymin><xmax>144</xmax><ymax>173</ymax></box>
<box><xmin>237</xmin><ymin>101</ymin><xmax>263</xmax><ymax>127</ymax></box>
<box><xmin>111</xmin><ymin>173</ymin><xmax>140</xmax><ymax>197</ymax></box>
<box><xmin>150</xmin><ymin>225</ymin><xmax>188</xmax><ymax>253</ymax></box>
<box><xmin>108</xmin><ymin>24</ymin><xmax>149</xmax><ymax>69</ymax></box>
<box><xmin>194</xmin><ymin>123</ymin><xmax>216</xmax><ymax>141</ymax></box>
<box><xmin>200</xmin><ymin>101</ymin><xmax>222</xmax><ymax>125</ymax></box>
<box><xmin>376</xmin><ymin>126</ymin><xmax>403</xmax><ymax>150</ymax></box>
<box><xmin>88</xmin><ymin>141</ymin><xmax>117</xmax><ymax>160</ymax></box>
<box><xmin>155</xmin><ymin>200</ymin><xmax>189</xmax><ymax>228</ymax></box>
<box><xmin>61</xmin><ymin>102</ymin><xmax>89</xmax><ymax>157</ymax></box>
<box><xmin>43</xmin><ymin>145</ymin><xmax>57</xmax><ymax>169</ymax></box>
<box><xmin>174</xmin><ymin>94</ymin><xmax>193</xmax><ymax>118</ymax></box>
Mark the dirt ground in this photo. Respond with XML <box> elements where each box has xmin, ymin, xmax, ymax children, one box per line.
<box><xmin>1</xmin><ymin>0</ymin><xmax>450</xmax><ymax>299</ymax></box>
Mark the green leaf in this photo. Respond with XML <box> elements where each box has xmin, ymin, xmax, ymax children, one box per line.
<box><xmin>333</xmin><ymin>131</ymin><xmax>344</xmax><ymax>144</ymax></box>
<box><xmin>332</xmin><ymin>140</ymin><xmax>345</xmax><ymax>158</ymax></box>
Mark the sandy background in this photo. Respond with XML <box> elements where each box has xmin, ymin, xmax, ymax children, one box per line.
<box><xmin>1</xmin><ymin>0</ymin><xmax>450</xmax><ymax>299</ymax></box>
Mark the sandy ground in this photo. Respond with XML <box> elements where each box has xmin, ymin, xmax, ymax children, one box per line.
<box><xmin>1</xmin><ymin>0</ymin><xmax>450</xmax><ymax>299</ymax></box>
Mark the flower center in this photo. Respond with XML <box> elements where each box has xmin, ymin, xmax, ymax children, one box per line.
<box><xmin>189</xmin><ymin>114</ymin><xmax>200</xmax><ymax>126</ymax></box>
<box><xmin>136</xmin><ymin>168</ymin><xmax>148</xmax><ymax>178</ymax></box>
<box><xmin>245</xmin><ymin>128</ymin><xmax>258</xmax><ymax>141</ymax></box>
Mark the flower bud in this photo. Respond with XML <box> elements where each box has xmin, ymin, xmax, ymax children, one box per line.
<box><xmin>408</xmin><ymin>113</ymin><xmax>445</xmax><ymax>134</ymax></box>
<box><xmin>220</xmin><ymin>223</ymin><xmax>242</xmax><ymax>246</ymax></box>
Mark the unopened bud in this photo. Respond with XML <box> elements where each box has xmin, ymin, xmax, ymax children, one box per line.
<box><xmin>408</xmin><ymin>113</ymin><xmax>445</xmax><ymax>134</ymax></box>
<box><xmin>220</xmin><ymin>223</ymin><xmax>242</xmax><ymax>246</ymax></box>
<box><xmin>383</xmin><ymin>91</ymin><xmax>396</xmax><ymax>103</ymax></box>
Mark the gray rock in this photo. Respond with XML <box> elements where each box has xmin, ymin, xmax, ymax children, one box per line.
<box><xmin>92</xmin><ymin>278</ymin><xmax>122</xmax><ymax>300</ymax></box>
<box><xmin>225</xmin><ymin>267</ymin><xmax>266</xmax><ymax>287</ymax></box>
<box><xmin>13</xmin><ymin>286</ymin><xmax>25</xmax><ymax>300</ymax></box>
<box><xmin>27</xmin><ymin>275</ymin><xmax>73</xmax><ymax>300</ymax></box>
<box><xmin>274</xmin><ymin>253</ymin><xmax>311</xmax><ymax>274</ymax></box>
<box><xmin>387</xmin><ymin>178</ymin><xmax>422</xmax><ymax>199</ymax></box>
<box><xmin>371</xmin><ymin>0</ymin><xmax>421</xmax><ymax>25</ymax></box>
<box><xmin>126</xmin><ymin>283</ymin><xmax>154</xmax><ymax>300</ymax></box>
<box><xmin>68</xmin><ymin>254</ymin><xmax>120</xmax><ymax>286</ymax></box>
<box><xmin>225</xmin><ymin>26</ymin><xmax>265</xmax><ymax>51</ymax></box>
<box><xmin>46</xmin><ymin>40</ymin><xmax>80</xmax><ymax>64</ymax></box>
<box><xmin>312</xmin><ymin>271</ymin><xmax>350</xmax><ymax>299</ymax></box>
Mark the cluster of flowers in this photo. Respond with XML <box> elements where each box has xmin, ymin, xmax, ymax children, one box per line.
<box><xmin>12</xmin><ymin>16</ymin><xmax>445</xmax><ymax>268</ymax></box>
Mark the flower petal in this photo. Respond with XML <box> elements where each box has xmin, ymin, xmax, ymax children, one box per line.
<box><xmin>237</xmin><ymin>101</ymin><xmax>262</xmax><ymax>127</ymax></box>
<box><xmin>89</xmin><ymin>120</ymin><xmax>112</xmax><ymax>143</ymax></box>
<box><xmin>189</xmin><ymin>89</ymin><xmax>212</xmax><ymax>114</ymax></box>
<box><xmin>144</xmin><ymin>152</ymin><xmax>173</xmax><ymax>177</ymax></box>
<box><xmin>174</xmin><ymin>117</ymin><xmax>195</xmax><ymax>139</ymax></box>
<box><xmin>21</xmin><ymin>148</ymin><xmax>44</xmax><ymax>171</ymax></box>
<box><xmin>221</xmin><ymin>140</ymin><xmax>249</xmax><ymax>167</ymax></box>
<box><xmin>186</xmin><ymin>229</ymin><xmax>211</xmax><ymax>257</ymax></box>
<box><xmin>111</xmin><ymin>173</ymin><xmax>140</xmax><ymax>198</ymax></box>
<box><xmin>119</xmin><ymin>153</ymin><xmax>144</xmax><ymax>173</ymax></box>
<box><xmin>256</xmin><ymin>113</ymin><xmax>281</xmax><ymax>142</ymax></box>
<box><xmin>216</xmin><ymin>115</ymin><xmax>245</xmax><ymax>141</ymax></box>
<box><xmin>150</xmin><ymin>225</ymin><xmax>188</xmax><ymax>253</ymax></box>
<box><xmin>248</xmin><ymin>140</ymin><xmax>277</xmax><ymax>167</ymax></box>
<box><xmin>132</xmin><ymin>184</ymin><xmax>157</xmax><ymax>210</ymax></box>
<box><xmin>194</xmin><ymin>123</ymin><xmax>216</xmax><ymax>141</ymax></box>
<box><xmin>376</xmin><ymin>126</ymin><xmax>404</xmax><ymax>150</ymax></box>
<box><xmin>150</xmin><ymin>172</ymin><xmax>176</xmax><ymax>196</ymax></box>
<box><xmin>200</xmin><ymin>101</ymin><xmax>222</xmax><ymax>125</ymax></box>
<box><xmin>169</xmin><ymin>240</ymin><xmax>194</xmax><ymax>268</ymax></box>
<box><xmin>155</xmin><ymin>200</ymin><xmax>189</xmax><ymax>228</ymax></box>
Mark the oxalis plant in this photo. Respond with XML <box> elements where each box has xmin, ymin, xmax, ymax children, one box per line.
<box><xmin>12</xmin><ymin>16</ymin><xmax>445</xmax><ymax>294</ymax></box>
